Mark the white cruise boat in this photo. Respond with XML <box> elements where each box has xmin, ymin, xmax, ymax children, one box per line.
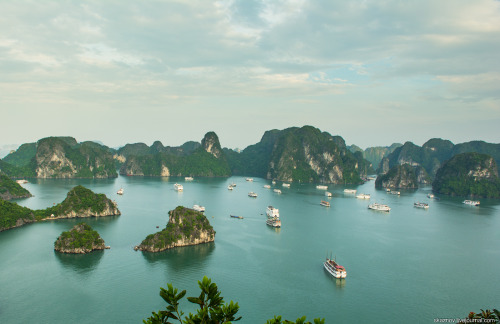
<box><xmin>16</xmin><ymin>179</ymin><xmax>28</xmax><ymax>184</ymax></box>
<box><xmin>316</xmin><ymin>185</ymin><xmax>328</xmax><ymax>190</ymax></box>
<box><xmin>248</xmin><ymin>192</ymin><xmax>257</xmax><ymax>198</ymax></box>
<box><xmin>282</xmin><ymin>183</ymin><xmax>290</xmax><ymax>188</ymax></box>
<box><xmin>227</xmin><ymin>185</ymin><xmax>234</xmax><ymax>190</ymax></box>
<box><xmin>320</xmin><ymin>200</ymin><xmax>331</xmax><ymax>207</ymax></box>
<box><xmin>273</xmin><ymin>189</ymin><xmax>282</xmax><ymax>194</ymax></box>
<box><xmin>263</xmin><ymin>184</ymin><xmax>271</xmax><ymax>189</ymax></box>
<box><xmin>325</xmin><ymin>191</ymin><xmax>332</xmax><ymax>197</ymax></box>
<box><xmin>463</xmin><ymin>200</ymin><xmax>480</xmax><ymax>206</ymax></box>
<box><xmin>324</xmin><ymin>257</ymin><xmax>346</xmax><ymax>279</ymax></box>
<box><xmin>193</xmin><ymin>204</ymin><xmax>205</xmax><ymax>212</ymax></box>
<box><xmin>414</xmin><ymin>202</ymin><xmax>429</xmax><ymax>209</ymax></box>
<box><xmin>246</xmin><ymin>178</ymin><xmax>253</xmax><ymax>182</ymax></box>
<box><xmin>185</xmin><ymin>176</ymin><xmax>194</xmax><ymax>181</ymax></box>
<box><xmin>117</xmin><ymin>188</ymin><xmax>124</xmax><ymax>195</ymax></box>
<box><xmin>390</xmin><ymin>191</ymin><xmax>401</xmax><ymax>195</ymax></box>
<box><xmin>427</xmin><ymin>193</ymin><xmax>435</xmax><ymax>199</ymax></box>
<box><xmin>368</xmin><ymin>203</ymin><xmax>391</xmax><ymax>212</ymax></box>
<box><xmin>266</xmin><ymin>206</ymin><xmax>281</xmax><ymax>228</ymax></box>
<box><xmin>174</xmin><ymin>183</ymin><xmax>183</xmax><ymax>191</ymax></box>
<box><xmin>343</xmin><ymin>189</ymin><xmax>357</xmax><ymax>194</ymax></box>
<box><xmin>356</xmin><ymin>193</ymin><xmax>370</xmax><ymax>199</ymax></box>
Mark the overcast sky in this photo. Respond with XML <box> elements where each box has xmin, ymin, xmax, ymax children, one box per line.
<box><xmin>1</xmin><ymin>0</ymin><xmax>499</xmax><ymax>151</ymax></box>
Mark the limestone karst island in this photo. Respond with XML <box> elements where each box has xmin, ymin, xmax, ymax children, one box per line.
<box><xmin>135</xmin><ymin>206</ymin><xmax>215</xmax><ymax>252</ymax></box>
<box><xmin>54</xmin><ymin>223</ymin><xmax>109</xmax><ymax>254</ymax></box>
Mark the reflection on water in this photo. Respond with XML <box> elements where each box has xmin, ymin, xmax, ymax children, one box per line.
<box><xmin>55</xmin><ymin>250</ymin><xmax>104</xmax><ymax>274</ymax></box>
<box><xmin>323</xmin><ymin>268</ymin><xmax>346</xmax><ymax>289</ymax></box>
<box><xmin>142</xmin><ymin>242</ymin><xmax>215</xmax><ymax>272</ymax></box>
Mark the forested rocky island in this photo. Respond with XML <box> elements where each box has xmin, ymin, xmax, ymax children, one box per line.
<box><xmin>0</xmin><ymin>185</ymin><xmax>120</xmax><ymax>232</ymax></box>
<box><xmin>0</xmin><ymin>173</ymin><xmax>32</xmax><ymax>200</ymax></box>
<box><xmin>432</xmin><ymin>152</ymin><xmax>500</xmax><ymax>198</ymax></box>
<box><xmin>136</xmin><ymin>206</ymin><xmax>215</xmax><ymax>252</ymax></box>
<box><xmin>225</xmin><ymin>126</ymin><xmax>372</xmax><ymax>184</ymax></box>
<box><xmin>374</xmin><ymin>164</ymin><xmax>421</xmax><ymax>189</ymax></box>
<box><xmin>54</xmin><ymin>223</ymin><xmax>108</xmax><ymax>254</ymax></box>
<box><xmin>119</xmin><ymin>132</ymin><xmax>231</xmax><ymax>177</ymax></box>
<box><xmin>1</xmin><ymin>137</ymin><xmax>117</xmax><ymax>179</ymax></box>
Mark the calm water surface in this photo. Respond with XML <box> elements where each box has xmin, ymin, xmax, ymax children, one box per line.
<box><xmin>0</xmin><ymin>176</ymin><xmax>499</xmax><ymax>323</ymax></box>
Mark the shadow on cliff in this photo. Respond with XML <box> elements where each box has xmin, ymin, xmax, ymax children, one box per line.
<box><xmin>54</xmin><ymin>250</ymin><xmax>104</xmax><ymax>274</ymax></box>
<box><xmin>141</xmin><ymin>242</ymin><xmax>215</xmax><ymax>272</ymax></box>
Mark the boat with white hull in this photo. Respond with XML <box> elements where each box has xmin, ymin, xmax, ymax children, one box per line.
<box><xmin>368</xmin><ymin>203</ymin><xmax>391</xmax><ymax>212</ymax></box>
<box><xmin>414</xmin><ymin>202</ymin><xmax>429</xmax><ymax>209</ymax></box>
<box><xmin>463</xmin><ymin>200</ymin><xmax>480</xmax><ymax>206</ymax></box>
<box><xmin>324</xmin><ymin>256</ymin><xmax>346</xmax><ymax>279</ymax></box>
<box><xmin>193</xmin><ymin>205</ymin><xmax>205</xmax><ymax>212</ymax></box>
<box><xmin>266</xmin><ymin>206</ymin><xmax>281</xmax><ymax>228</ymax></box>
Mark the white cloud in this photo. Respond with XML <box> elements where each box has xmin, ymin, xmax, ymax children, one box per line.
<box><xmin>78</xmin><ymin>43</ymin><xmax>144</xmax><ymax>67</ymax></box>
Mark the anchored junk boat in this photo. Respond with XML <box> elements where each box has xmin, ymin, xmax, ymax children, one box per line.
<box><xmin>414</xmin><ymin>202</ymin><xmax>429</xmax><ymax>209</ymax></box>
<box><xmin>368</xmin><ymin>203</ymin><xmax>391</xmax><ymax>212</ymax></box>
<box><xmin>463</xmin><ymin>200</ymin><xmax>480</xmax><ymax>206</ymax></box>
<box><xmin>324</xmin><ymin>255</ymin><xmax>347</xmax><ymax>279</ymax></box>
<box><xmin>266</xmin><ymin>206</ymin><xmax>281</xmax><ymax>228</ymax></box>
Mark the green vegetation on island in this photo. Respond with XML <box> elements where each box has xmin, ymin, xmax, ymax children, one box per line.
<box><xmin>37</xmin><ymin>185</ymin><xmax>120</xmax><ymax>219</ymax></box>
<box><xmin>349</xmin><ymin>143</ymin><xmax>402</xmax><ymax>170</ymax></box>
<box><xmin>137</xmin><ymin>206</ymin><xmax>215</xmax><ymax>252</ymax></box>
<box><xmin>0</xmin><ymin>185</ymin><xmax>120</xmax><ymax>232</ymax></box>
<box><xmin>2</xmin><ymin>143</ymin><xmax>37</xmax><ymax>167</ymax></box>
<box><xmin>226</xmin><ymin>126</ymin><xmax>371</xmax><ymax>184</ymax></box>
<box><xmin>433</xmin><ymin>152</ymin><xmax>500</xmax><ymax>198</ymax></box>
<box><xmin>121</xmin><ymin>132</ymin><xmax>231</xmax><ymax>177</ymax></box>
<box><xmin>0</xmin><ymin>173</ymin><xmax>32</xmax><ymax>200</ymax></box>
<box><xmin>378</xmin><ymin>138</ymin><xmax>500</xmax><ymax>179</ymax></box>
<box><xmin>0</xmin><ymin>198</ymin><xmax>36</xmax><ymax>232</ymax></box>
<box><xmin>2</xmin><ymin>137</ymin><xmax>117</xmax><ymax>179</ymax></box>
<box><xmin>144</xmin><ymin>276</ymin><xmax>324</xmax><ymax>324</ymax></box>
<box><xmin>54</xmin><ymin>223</ymin><xmax>107</xmax><ymax>253</ymax></box>
<box><xmin>375</xmin><ymin>164</ymin><xmax>420</xmax><ymax>189</ymax></box>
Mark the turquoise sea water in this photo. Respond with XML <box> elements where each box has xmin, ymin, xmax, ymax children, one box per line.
<box><xmin>0</xmin><ymin>176</ymin><xmax>499</xmax><ymax>323</ymax></box>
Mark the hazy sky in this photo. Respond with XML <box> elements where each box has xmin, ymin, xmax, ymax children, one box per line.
<box><xmin>1</xmin><ymin>0</ymin><xmax>500</xmax><ymax>151</ymax></box>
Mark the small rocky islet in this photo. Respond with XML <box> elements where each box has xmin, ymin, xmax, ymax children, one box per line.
<box><xmin>54</xmin><ymin>223</ymin><xmax>109</xmax><ymax>254</ymax></box>
<box><xmin>135</xmin><ymin>206</ymin><xmax>215</xmax><ymax>252</ymax></box>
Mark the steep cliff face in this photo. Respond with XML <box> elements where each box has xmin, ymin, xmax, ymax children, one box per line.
<box><xmin>265</xmin><ymin>126</ymin><xmax>367</xmax><ymax>184</ymax></box>
<box><xmin>351</xmin><ymin>143</ymin><xmax>402</xmax><ymax>170</ymax></box>
<box><xmin>54</xmin><ymin>223</ymin><xmax>107</xmax><ymax>254</ymax></box>
<box><xmin>225</xmin><ymin>126</ymin><xmax>368</xmax><ymax>183</ymax></box>
<box><xmin>377</xmin><ymin>138</ymin><xmax>500</xmax><ymax>179</ymax></box>
<box><xmin>120</xmin><ymin>132</ymin><xmax>231</xmax><ymax>177</ymax></box>
<box><xmin>201</xmin><ymin>131</ymin><xmax>223</xmax><ymax>158</ymax></box>
<box><xmin>375</xmin><ymin>164</ymin><xmax>419</xmax><ymax>189</ymax></box>
<box><xmin>32</xmin><ymin>137</ymin><xmax>117</xmax><ymax>179</ymax></box>
<box><xmin>137</xmin><ymin>206</ymin><xmax>215</xmax><ymax>252</ymax></box>
<box><xmin>433</xmin><ymin>153</ymin><xmax>500</xmax><ymax>198</ymax></box>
